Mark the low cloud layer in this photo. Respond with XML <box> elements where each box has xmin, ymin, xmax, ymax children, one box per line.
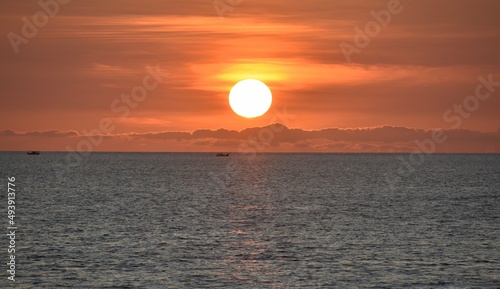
<box><xmin>0</xmin><ymin>129</ymin><xmax>79</xmax><ymax>137</ymax></box>
<box><xmin>1</xmin><ymin>125</ymin><xmax>499</xmax><ymax>153</ymax></box>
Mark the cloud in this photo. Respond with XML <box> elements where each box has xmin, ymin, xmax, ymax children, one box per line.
<box><xmin>121</xmin><ymin>124</ymin><xmax>500</xmax><ymax>152</ymax></box>
<box><xmin>192</xmin><ymin>129</ymin><xmax>240</xmax><ymax>140</ymax></box>
<box><xmin>0</xmin><ymin>129</ymin><xmax>79</xmax><ymax>137</ymax></box>
<box><xmin>1</xmin><ymin>125</ymin><xmax>499</xmax><ymax>152</ymax></box>
<box><xmin>90</xmin><ymin>124</ymin><xmax>500</xmax><ymax>143</ymax></box>
<box><xmin>0</xmin><ymin>130</ymin><xmax>16</xmax><ymax>136</ymax></box>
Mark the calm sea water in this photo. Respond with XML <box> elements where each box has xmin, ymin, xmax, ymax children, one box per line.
<box><xmin>0</xmin><ymin>153</ymin><xmax>499</xmax><ymax>288</ymax></box>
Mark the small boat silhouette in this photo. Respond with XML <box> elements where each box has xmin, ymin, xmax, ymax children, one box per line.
<box><xmin>27</xmin><ymin>151</ymin><xmax>40</xmax><ymax>155</ymax></box>
<box><xmin>216</xmin><ymin>153</ymin><xmax>230</xmax><ymax>157</ymax></box>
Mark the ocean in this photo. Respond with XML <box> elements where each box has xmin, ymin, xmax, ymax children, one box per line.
<box><xmin>1</xmin><ymin>152</ymin><xmax>499</xmax><ymax>288</ymax></box>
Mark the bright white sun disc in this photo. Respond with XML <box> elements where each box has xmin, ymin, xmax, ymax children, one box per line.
<box><xmin>229</xmin><ymin>79</ymin><xmax>272</xmax><ymax>118</ymax></box>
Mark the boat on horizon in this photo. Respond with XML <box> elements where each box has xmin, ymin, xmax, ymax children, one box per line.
<box><xmin>216</xmin><ymin>153</ymin><xmax>230</xmax><ymax>157</ymax></box>
<box><xmin>27</xmin><ymin>151</ymin><xmax>40</xmax><ymax>155</ymax></box>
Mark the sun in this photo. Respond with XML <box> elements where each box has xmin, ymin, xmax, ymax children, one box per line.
<box><xmin>229</xmin><ymin>79</ymin><xmax>272</xmax><ymax>118</ymax></box>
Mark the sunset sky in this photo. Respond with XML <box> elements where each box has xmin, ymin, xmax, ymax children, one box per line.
<box><xmin>1</xmin><ymin>0</ymin><xmax>499</xmax><ymax>152</ymax></box>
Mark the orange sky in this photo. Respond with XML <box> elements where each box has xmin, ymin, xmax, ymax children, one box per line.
<box><xmin>1</xmin><ymin>0</ymin><xmax>499</xmax><ymax>152</ymax></box>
